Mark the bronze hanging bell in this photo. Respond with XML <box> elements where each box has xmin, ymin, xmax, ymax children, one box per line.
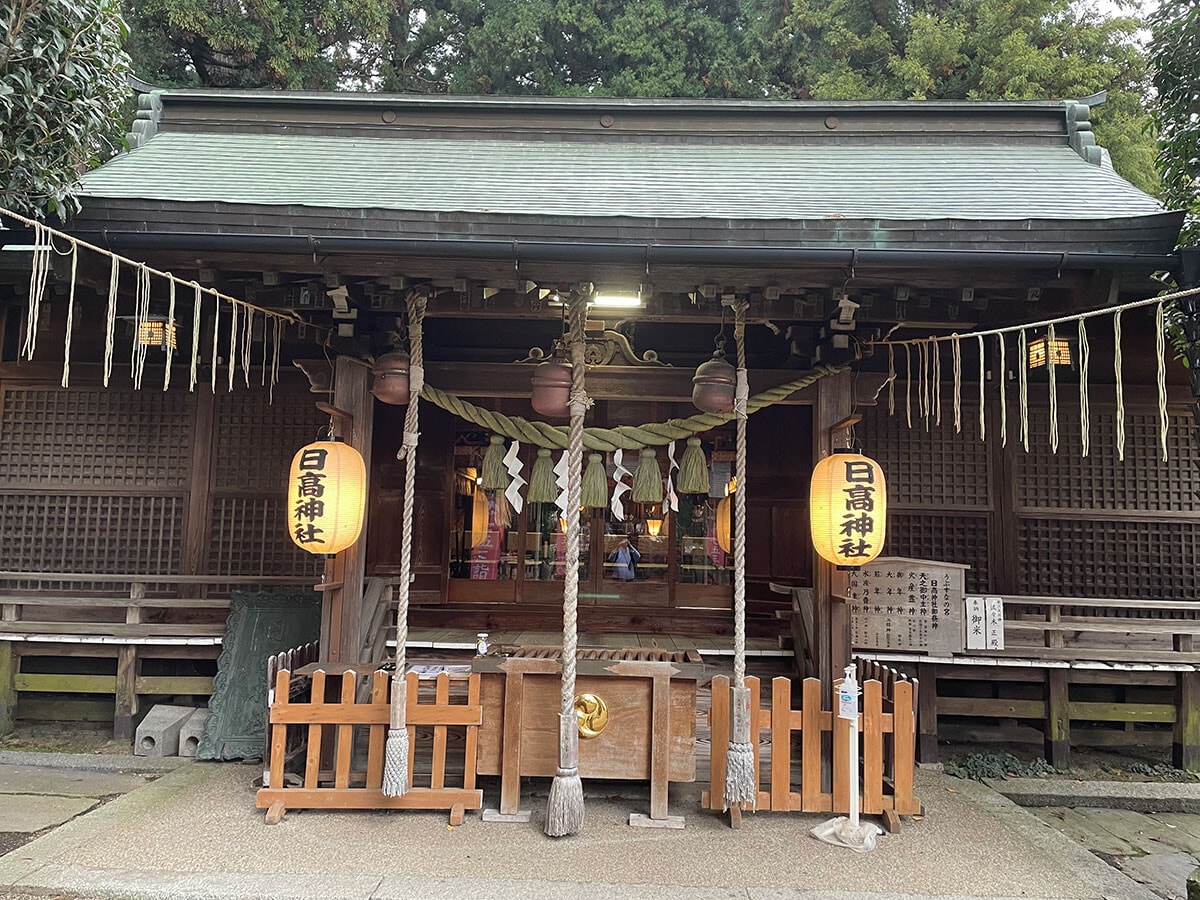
<box><xmin>370</xmin><ymin>351</ymin><xmax>411</xmax><ymax>405</ymax></box>
<box><xmin>692</xmin><ymin>343</ymin><xmax>736</xmax><ymax>414</ymax></box>
<box><xmin>531</xmin><ymin>350</ymin><xmax>572</xmax><ymax>418</ymax></box>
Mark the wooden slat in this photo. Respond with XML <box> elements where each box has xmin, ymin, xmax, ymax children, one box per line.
<box><xmin>770</xmin><ymin>677</ymin><xmax>791</xmax><ymax>811</ymax></box>
<box><xmin>649</xmin><ymin>672</ymin><xmax>671</xmax><ymax>819</ymax></box>
<box><xmin>431</xmin><ymin>673</ymin><xmax>449</xmax><ymax>790</ymax></box>
<box><xmin>499</xmin><ymin>669</ymin><xmax>525</xmax><ymax>815</ymax></box>
<box><xmin>14</xmin><ymin>673</ymin><xmax>116</xmax><ymax>693</ymax></box>
<box><xmin>366</xmin><ymin>670</ymin><xmax>388</xmax><ymax>791</ymax></box>
<box><xmin>255</xmin><ymin>786</ymin><xmax>483</xmax><ymax>810</ymax></box>
<box><xmin>706</xmin><ymin>675</ymin><xmax>728</xmax><ymax>810</ymax></box>
<box><xmin>800</xmin><ymin>677</ymin><xmax>821</xmax><ymax>812</ymax></box>
<box><xmin>305</xmin><ymin>671</ymin><xmax>326</xmax><ymax>789</ymax></box>
<box><xmin>463</xmin><ymin>673</ymin><xmax>480</xmax><ymax>792</ymax></box>
<box><xmin>134</xmin><ymin>675</ymin><xmax>214</xmax><ymax>695</ymax></box>
<box><xmin>1008</xmin><ymin>620</ymin><xmax>1200</xmax><ymax>635</ymax></box>
<box><xmin>863</xmin><ymin>679</ymin><xmax>884</xmax><ymax>815</ymax></box>
<box><xmin>334</xmin><ymin>672</ymin><xmax>356</xmax><ymax>789</ymax></box>
<box><xmin>0</xmin><ymin>572</ymin><xmax>312</xmax><ymax>585</ymax></box>
<box><xmin>0</xmin><ymin>596</ymin><xmax>232</xmax><ymax>609</ymax></box>
<box><xmin>892</xmin><ymin>680</ymin><xmax>917</xmax><ymax>815</ymax></box>
<box><xmin>0</xmin><ymin>622</ymin><xmax>225</xmax><ymax>637</ymax></box>
<box><xmin>269</xmin><ymin>669</ymin><xmax>290</xmax><ymax>792</ymax></box>
<box><xmin>270</xmin><ymin>702</ymin><xmax>481</xmax><ymax>726</ymax></box>
<box><xmin>747</xmin><ymin>675</ymin><xmax>764</xmax><ymax>809</ymax></box>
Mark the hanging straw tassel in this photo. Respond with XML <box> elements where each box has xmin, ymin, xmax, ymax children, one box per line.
<box><xmin>676</xmin><ymin>437</ymin><xmax>709</xmax><ymax>494</ymax></box>
<box><xmin>545</xmin><ymin>291</ymin><xmax>590</xmax><ymax>838</ymax></box>
<box><xmin>527</xmin><ymin>448</ymin><xmax>558</xmax><ymax>503</ymax></box>
<box><xmin>581</xmin><ymin>452</ymin><xmax>608</xmax><ymax>509</ymax></box>
<box><xmin>382</xmin><ymin>290</ymin><xmax>429</xmax><ymax>798</ymax></box>
<box><xmin>480</xmin><ymin>435</ymin><xmax>509</xmax><ymax>490</ymax></box>
<box><xmin>724</xmin><ymin>300</ymin><xmax>756</xmax><ymax>810</ymax></box>
<box><xmin>630</xmin><ymin>447</ymin><xmax>663</xmax><ymax>503</ymax></box>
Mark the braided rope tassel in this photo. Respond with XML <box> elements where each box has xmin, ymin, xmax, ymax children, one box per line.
<box><xmin>103</xmin><ymin>255</ymin><xmax>119</xmax><ymax>388</ymax></box>
<box><xmin>1078</xmin><ymin>319</ymin><xmax>1091</xmax><ymax>458</ymax></box>
<box><xmin>382</xmin><ymin>290</ymin><xmax>428</xmax><ymax>799</ymax></box>
<box><xmin>1018</xmin><ymin>330</ymin><xmax>1029</xmax><ymax>452</ymax></box>
<box><xmin>952</xmin><ymin>335</ymin><xmax>962</xmax><ymax>434</ymax></box>
<box><xmin>1115</xmin><ymin>310</ymin><xmax>1126</xmax><ymax>461</ymax></box>
<box><xmin>998</xmin><ymin>335</ymin><xmax>1007</xmax><ymax>447</ymax></box>
<box><xmin>724</xmin><ymin>300</ymin><xmax>756</xmax><ymax>811</ymax></box>
<box><xmin>977</xmin><ymin>334</ymin><xmax>986</xmax><ymax>442</ymax></box>
<box><xmin>545</xmin><ymin>291</ymin><xmax>589</xmax><ymax>838</ymax></box>
<box><xmin>163</xmin><ymin>277</ymin><xmax>176</xmax><ymax>391</ymax></box>
<box><xmin>1047</xmin><ymin>323</ymin><xmax>1059</xmax><ymax>453</ymax></box>
<box><xmin>189</xmin><ymin>283</ymin><xmax>202</xmax><ymax>392</ymax></box>
<box><xmin>1157</xmin><ymin>302</ymin><xmax>1169</xmax><ymax>462</ymax></box>
<box><xmin>60</xmin><ymin>245</ymin><xmax>78</xmax><ymax>388</ymax></box>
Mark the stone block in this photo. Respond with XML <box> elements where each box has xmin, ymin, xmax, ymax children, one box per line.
<box><xmin>178</xmin><ymin>708</ymin><xmax>211</xmax><ymax>758</ymax></box>
<box><xmin>134</xmin><ymin>704</ymin><xmax>195</xmax><ymax>757</ymax></box>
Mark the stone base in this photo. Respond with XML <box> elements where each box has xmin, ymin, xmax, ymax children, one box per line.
<box><xmin>629</xmin><ymin>813</ymin><xmax>685</xmax><ymax>829</ymax></box>
<box><xmin>481</xmin><ymin>809</ymin><xmax>532</xmax><ymax>823</ymax></box>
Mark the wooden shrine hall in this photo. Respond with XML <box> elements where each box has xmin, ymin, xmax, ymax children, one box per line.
<box><xmin>0</xmin><ymin>88</ymin><xmax>1196</xmax><ymax>824</ymax></box>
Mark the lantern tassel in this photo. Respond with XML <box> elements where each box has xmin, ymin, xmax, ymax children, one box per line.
<box><xmin>527</xmin><ymin>448</ymin><xmax>558</xmax><ymax>503</ymax></box>
<box><xmin>381</xmin><ymin>677</ymin><xmax>410</xmax><ymax>797</ymax></box>
<box><xmin>676</xmin><ymin>437</ymin><xmax>709</xmax><ymax>494</ymax></box>
<box><xmin>630</xmin><ymin>447</ymin><xmax>663</xmax><ymax>503</ymax></box>
<box><xmin>480</xmin><ymin>435</ymin><xmax>510</xmax><ymax>490</ymax></box>
<box><xmin>581</xmin><ymin>452</ymin><xmax>608</xmax><ymax>509</ymax></box>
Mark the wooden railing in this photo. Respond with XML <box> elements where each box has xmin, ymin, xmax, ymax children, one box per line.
<box><xmin>703</xmin><ymin>673</ymin><xmax>920</xmax><ymax>826</ymax></box>
<box><xmin>255</xmin><ymin>667</ymin><xmax>484</xmax><ymax>824</ymax></box>
<box><xmin>0</xmin><ymin>572</ymin><xmax>313</xmax><ymax>737</ymax></box>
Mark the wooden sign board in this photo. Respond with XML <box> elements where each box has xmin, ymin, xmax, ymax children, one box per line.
<box><xmin>837</xmin><ymin>557</ymin><xmax>968</xmax><ymax>655</ymax></box>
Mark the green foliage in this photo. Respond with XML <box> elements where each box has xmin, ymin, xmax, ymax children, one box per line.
<box><xmin>944</xmin><ymin>751</ymin><xmax>1059</xmax><ymax>781</ymax></box>
<box><xmin>1150</xmin><ymin>0</ymin><xmax>1200</xmax><ymax>243</ymax></box>
<box><xmin>120</xmin><ymin>0</ymin><xmax>1160</xmax><ymax>191</ymax></box>
<box><xmin>0</xmin><ymin>0</ymin><xmax>131</xmax><ymax>220</ymax></box>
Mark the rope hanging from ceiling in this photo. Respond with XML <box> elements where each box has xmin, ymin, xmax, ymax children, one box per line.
<box><xmin>871</xmin><ymin>285</ymin><xmax>1200</xmax><ymax>462</ymax></box>
<box><xmin>417</xmin><ymin>364</ymin><xmax>849</xmax><ymax>452</ymax></box>
<box><xmin>2</xmin><ymin>206</ymin><xmax>299</xmax><ymax>397</ymax></box>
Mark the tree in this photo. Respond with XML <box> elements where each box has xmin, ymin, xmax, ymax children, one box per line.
<box><xmin>0</xmin><ymin>0</ymin><xmax>131</xmax><ymax>219</ymax></box>
<box><xmin>1150</xmin><ymin>0</ymin><xmax>1200</xmax><ymax>242</ymax></box>
<box><xmin>121</xmin><ymin>0</ymin><xmax>392</xmax><ymax>88</ymax></box>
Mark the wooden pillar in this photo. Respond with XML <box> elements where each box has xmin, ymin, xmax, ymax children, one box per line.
<box><xmin>183</xmin><ymin>391</ymin><xmax>216</xmax><ymax>577</ymax></box>
<box><xmin>0</xmin><ymin>640</ymin><xmax>14</xmax><ymax>735</ymax></box>
<box><xmin>813</xmin><ymin>370</ymin><xmax>854</xmax><ymax>698</ymax></box>
<box><xmin>1044</xmin><ymin>669</ymin><xmax>1070</xmax><ymax>768</ymax></box>
<box><xmin>916</xmin><ymin>661</ymin><xmax>939</xmax><ymax>763</ymax></box>
<box><xmin>1174</xmin><ymin>647</ymin><xmax>1200</xmax><ymax>771</ymax></box>
<box><xmin>114</xmin><ymin>582</ymin><xmax>144</xmax><ymax>741</ymax></box>
<box><xmin>320</xmin><ymin>357</ymin><xmax>374</xmax><ymax>664</ymax></box>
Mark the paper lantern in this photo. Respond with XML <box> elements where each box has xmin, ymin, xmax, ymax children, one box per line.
<box><xmin>287</xmin><ymin>441</ymin><xmax>366</xmax><ymax>554</ymax></box>
<box><xmin>809</xmin><ymin>450</ymin><xmax>886</xmax><ymax>568</ymax></box>
<box><xmin>470</xmin><ymin>485</ymin><xmax>490</xmax><ymax>548</ymax></box>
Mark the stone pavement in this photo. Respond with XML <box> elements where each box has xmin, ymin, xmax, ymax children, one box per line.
<box><xmin>0</xmin><ymin>759</ymin><xmax>1169</xmax><ymax>900</ymax></box>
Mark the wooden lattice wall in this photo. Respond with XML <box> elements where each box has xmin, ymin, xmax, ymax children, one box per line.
<box><xmin>860</xmin><ymin>388</ymin><xmax>1200</xmax><ymax>600</ymax></box>
<box><xmin>0</xmin><ymin>372</ymin><xmax>325</xmax><ymax>587</ymax></box>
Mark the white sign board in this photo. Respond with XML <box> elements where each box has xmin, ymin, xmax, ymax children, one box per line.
<box><xmin>965</xmin><ymin>596</ymin><xmax>1005</xmax><ymax>651</ymax></box>
<box><xmin>842</xmin><ymin>557</ymin><xmax>968</xmax><ymax>655</ymax></box>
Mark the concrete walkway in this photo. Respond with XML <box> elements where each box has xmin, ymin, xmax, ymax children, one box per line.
<box><xmin>0</xmin><ymin>761</ymin><xmax>1166</xmax><ymax>900</ymax></box>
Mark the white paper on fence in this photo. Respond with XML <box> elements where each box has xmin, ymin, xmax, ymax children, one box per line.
<box><xmin>611</xmin><ymin>448</ymin><xmax>631</xmax><ymax>520</ymax></box>
<box><xmin>554</xmin><ymin>450</ymin><xmax>570</xmax><ymax>515</ymax></box>
<box><xmin>985</xmin><ymin>596</ymin><xmax>1005</xmax><ymax>650</ymax></box>
<box><xmin>502</xmin><ymin>440</ymin><xmax>526</xmax><ymax>514</ymax></box>
<box><xmin>665</xmin><ymin>439</ymin><xmax>680</xmax><ymax>513</ymax></box>
<box><xmin>965</xmin><ymin>596</ymin><xmax>986</xmax><ymax>651</ymax></box>
<box><xmin>810</xmin><ymin>817</ymin><xmax>882</xmax><ymax>853</ymax></box>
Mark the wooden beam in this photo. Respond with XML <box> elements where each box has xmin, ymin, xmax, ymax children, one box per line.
<box><xmin>0</xmin><ymin>641</ymin><xmax>15</xmax><ymax>735</ymax></box>
<box><xmin>814</xmin><ymin>369</ymin><xmax>854</xmax><ymax>699</ymax></box>
<box><xmin>1044</xmin><ymin>669</ymin><xmax>1071</xmax><ymax>769</ymax></box>
<box><xmin>1175</xmin><ymin>671</ymin><xmax>1200</xmax><ymax>772</ymax></box>
<box><xmin>184</xmin><ymin>391</ymin><xmax>216</xmax><ymax>577</ymax></box>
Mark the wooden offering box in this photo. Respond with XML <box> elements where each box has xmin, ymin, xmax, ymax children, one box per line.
<box><xmin>473</xmin><ymin>646</ymin><xmax>704</xmax><ymax>821</ymax></box>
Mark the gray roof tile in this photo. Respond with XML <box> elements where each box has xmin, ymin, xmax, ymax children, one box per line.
<box><xmin>79</xmin><ymin>132</ymin><xmax>1164</xmax><ymax>222</ymax></box>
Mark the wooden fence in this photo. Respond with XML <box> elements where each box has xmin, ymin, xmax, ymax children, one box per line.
<box><xmin>255</xmin><ymin>668</ymin><xmax>483</xmax><ymax>824</ymax></box>
<box><xmin>703</xmin><ymin>671</ymin><xmax>920</xmax><ymax>822</ymax></box>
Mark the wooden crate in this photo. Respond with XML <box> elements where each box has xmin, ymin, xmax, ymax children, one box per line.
<box><xmin>473</xmin><ymin>648</ymin><xmax>701</xmax><ymax>821</ymax></box>
<box><xmin>255</xmin><ymin>668</ymin><xmax>483</xmax><ymax>823</ymax></box>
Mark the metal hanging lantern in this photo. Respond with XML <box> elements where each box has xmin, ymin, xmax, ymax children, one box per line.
<box><xmin>287</xmin><ymin>440</ymin><xmax>367</xmax><ymax>555</ymax></box>
<box><xmin>531</xmin><ymin>353</ymin><xmax>573</xmax><ymax>418</ymax></box>
<box><xmin>370</xmin><ymin>351</ymin><xmax>411</xmax><ymax>405</ymax></box>
<box><xmin>692</xmin><ymin>340</ymin><xmax>737</xmax><ymax>414</ymax></box>
<box><xmin>809</xmin><ymin>449</ymin><xmax>887</xmax><ymax>568</ymax></box>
